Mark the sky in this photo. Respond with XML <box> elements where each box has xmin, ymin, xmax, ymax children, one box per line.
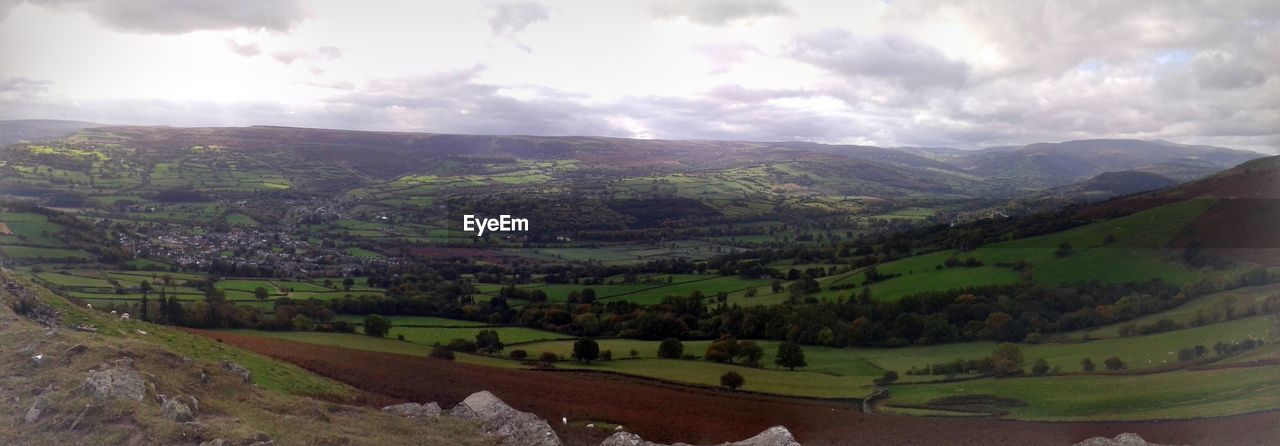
<box><xmin>0</xmin><ymin>0</ymin><xmax>1277</xmax><ymax>153</ymax></box>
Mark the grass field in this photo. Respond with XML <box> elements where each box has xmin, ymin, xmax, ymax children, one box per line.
<box><xmin>854</xmin><ymin>198</ymin><xmax>1222</xmax><ymax>300</ymax></box>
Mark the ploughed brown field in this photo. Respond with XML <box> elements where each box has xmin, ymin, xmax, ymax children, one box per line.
<box><xmin>195</xmin><ymin>330</ymin><xmax>1280</xmax><ymax>446</ymax></box>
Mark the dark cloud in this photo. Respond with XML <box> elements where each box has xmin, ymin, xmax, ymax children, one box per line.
<box><xmin>20</xmin><ymin>0</ymin><xmax>308</xmax><ymax>34</ymax></box>
<box><xmin>789</xmin><ymin>30</ymin><xmax>970</xmax><ymax>89</ymax></box>
<box><xmin>652</xmin><ymin>0</ymin><xmax>790</xmax><ymax>26</ymax></box>
<box><xmin>486</xmin><ymin>1</ymin><xmax>550</xmax><ymax>37</ymax></box>
<box><xmin>1192</xmin><ymin>53</ymin><xmax>1267</xmax><ymax>90</ymax></box>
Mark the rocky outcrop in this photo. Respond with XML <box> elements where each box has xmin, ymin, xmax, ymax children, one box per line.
<box><xmin>383</xmin><ymin>401</ymin><xmax>442</xmax><ymax>418</ymax></box>
<box><xmin>599</xmin><ymin>426</ymin><xmax>800</xmax><ymax>446</ymax></box>
<box><xmin>221</xmin><ymin>360</ymin><xmax>253</xmax><ymax>384</ymax></box>
<box><xmin>161</xmin><ymin>395</ymin><xmax>196</xmax><ymax>422</ymax></box>
<box><xmin>1073</xmin><ymin>433</ymin><xmax>1177</xmax><ymax>446</ymax></box>
<box><xmin>450</xmin><ymin>391</ymin><xmax>561</xmax><ymax>446</ymax></box>
<box><xmin>84</xmin><ymin>358</ymin><xmax>145</xmax><ymax>401</ymax></box>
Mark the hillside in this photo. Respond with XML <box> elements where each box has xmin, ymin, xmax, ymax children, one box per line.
<box><xmin>0</xmin><ymin>270</ymin><xmax>490</xmax><ymax>446</ymax></box>
<box><xmin>0</xmin><ymin>120</ymin><xmax>101</xmax><ymax>146</ymax></box>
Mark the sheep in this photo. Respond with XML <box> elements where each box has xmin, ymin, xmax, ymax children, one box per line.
<box><xmin>586</xmin><ymin>423</ymin><xmax>595</xmax><ymax>428</ymax></box>
<box><xmin>110</xmin><ymin>310</ymin><xmax>117</xmax><ymax>315</ymax></box>
<box><xmin>120</xmin><ymin>313</ymin><xmax>131</xmax><ymax>321</ymax></box>
<box><xmin>86</xmin><ymin>303</ymin><xmax>93</xmax><ymax>309</ymax></box>
<box><xmin>615</xmin><ymin>425</ymin><xmax>623</xmax><ymax>431</ymax></box>
<box><xmin>561</xmin><ymin>417</ymin><xmax>567</xmax><ymax>425</ymax></box>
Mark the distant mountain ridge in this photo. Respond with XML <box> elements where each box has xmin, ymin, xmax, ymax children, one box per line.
<box><xmin>0</xmin><ymin>120</ymin><xmax>1266</xmax><ymax>192</ymax></box>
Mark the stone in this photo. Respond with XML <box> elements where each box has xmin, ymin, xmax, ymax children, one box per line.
<box><xmin>221</xmin><ymin>360</ymin><xmax>254</xmax><ymax>384</ymax></box>
<box><xmin>84</xmin><ymin>362</ymin><xmax>146</xmax><ymax>401</ymax></box>
<box><xmin>1073</xmin><ymin>433</ymin><xmax>1177</xmax><ymax>446</ymax></box>
<box><xmin>161</xmin><ymin>396</ymin><xmax>195</xmax><ymax>422</ymax></box>
<box><xmin>450</xmin><ymin>391</ymin><xmax>561</xmax><ymax>446</ymax></box>
<box><xmin>599</xmin><ymin>426</ymin><xmax>801</xmax><ymax>446</ymax></box>
<box><xmin>199</xmin><ymin>440</ymin><xmax>227</xmax><ymax>446</ymax></box>
<box><xmin>24</xmin><ymin>395</ymin><xmax>50</xmax><ymax>425</ymax></box>
<box><xmin>382</xmin><ymin>401</ymin><xmax>441</xmax><ymax>418</ymax></box>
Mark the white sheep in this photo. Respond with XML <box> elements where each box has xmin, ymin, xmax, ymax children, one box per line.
<box><xmin>86</xmin><ymin>303</ymin><xmax>93</xmax><ymax>309</ymax></box>
<box><xmin>586</xmin><ymin>423</ymin><xmax>595</xmax><ymax>428</ymax></box>
<box><xmin>561</xmin><ymin>417</ymin><xmax>567</xmax><ymax>425</ymax></box>
<box><xmin>615</xmin><ymin>425</ymin><xmax>623</xmax><ymax>431</ymax></box>
<box><xmin>110</xmin><ymin>310</ymin><xmax>117</xmax><ymax>315</ymax></box>
<box><xmin>120</xmin><ymin>313</ymin><xmax>131</xmax><ymax>321</ymax></box>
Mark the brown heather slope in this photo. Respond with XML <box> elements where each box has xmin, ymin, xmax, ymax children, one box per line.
<box><xmin>199</xmin><ymin>330</ymin><xmax>1280</xmax><ymax>446</ymax></box>
<box><xmin>1084</xmin><ymin>156</ymin><xmax>1280</xmax><ymax>265</ymax></box>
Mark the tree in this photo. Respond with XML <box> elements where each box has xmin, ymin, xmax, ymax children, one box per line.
<box><xmin>254</xmin><ymin>286</ymin><xmax>270</xmax><ymax>301</ymax></box>
<box><xmin>705</xmin><ymin>337</ymin><xmax>737</xmax><ymax>363</ymax></box>
<box><xmin>139</xmin><ymin>280</ymin><xmax>152</xmax><ymax>322</ymax></box>
<box><xmin>475</xmin><ymin>329</ymin><xmax>504</xmax><ymax>354</ymax></box>
<box><xmin>342</xmin><ymin>277</ymin><xmax>355</xmax><ymax>291</ymax></box>
<box><xmin>719</xmin><ymin>371</ymin><xmax>745</xmax><ymax>391</ymax></box>
<box><xmin>291</xmin><ymin>314</ymin><xmax>315</xmax><ymax>331</ymax></box>
<box><xmin>1055</xmin><ymin>242</ymin><xmax>1074</xmax><ymax>257</ymax></box>
<box><xmin>1104</xmin><ymin>356</ymin><xmax>1126</xmax><ymax>371</ymax></box>
<box><xmin>736</xmin><ymin>341</ymin><xmax>764</xmax><ymax>367</ymax></box>
<box><xmin>658</xmin><ymin>338</ymin><xmax>684</xmax><ymax>359</ymax></box>
<box><xmin>1031</xmin><ymin>358</ymin><xmax>1050</xmax><ymax>375</ymax></box>
<box><xmin>1081</xmin><ymin>357</ymin><xmax>1096</xmax><ymax>372</ymax></box>
<box><xmin>509</xmin><ymin>349</ymin><xmax>528</xmax><ymax>360</ymax></box>
<box><xmin>991</xmin><ymin>343</ymin><xmax>1024</xmax><ymax>377</ymax></box>
<box><xmin>363</xmin><ymin>314</ymin><xmax>391</xmax><ymax>337</ymax></box>
<box><xmin>572</xmin><ymin>338</ymin><xmax>600</xmax><ymax>363</ymax></box>
<box><xmin>775</xmin><ymin>342</ymin><xmax>807</xmax><ymax>371</ymax></box>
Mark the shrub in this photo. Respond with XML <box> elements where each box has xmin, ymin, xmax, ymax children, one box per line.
<box><xmin>1031</xmin><ymin>358</ymin><xmax>1050</xmax><ymax>375</ymax></box>
<box><xmin>719</xmin><ymin>371</ymin><xmax>745</xmax><ymax>391</ymax></box>
<box><xmin>876</xmin><ymin>370</ymin><xmax>899</xmax><ymax>385</ymax></box>
<box><xmin>1104</xmin><ymin>356</ymin><xmax>1126</xmax><ymax>371</ymax></box>
<box><xmin>430</xmin><ymin>346</ymin><xmax>455</xmax><ymax>360</ymax></box>
<box><xmin>539</xmin><ymin>352</ymin><xmax>559</xmax><ymax>366</ymax></box>
<box><xmin>1081</xmin><ymin>357</ymin><xmax>1096</xmax><ymax>372</ymax></box>
<box><xmin>446</xmin><ymin>338</ymin><xmax>477</xmax><ymax>353</ymax></box>
<box><xmin>509</xmin><ymin>349</ymin><xmax>529</xmax><ymax>360</ymax></box>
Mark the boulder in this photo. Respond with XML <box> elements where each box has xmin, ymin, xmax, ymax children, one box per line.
<box><xmin>221</xmin><ymin>360</ymin><xmax>254</xmax><ymax>384</ymax></box>
<box><xmin>383</xmin><ymin>401</ymin><xmax>442</xmax><ymax>418</ymax></box>
<box><xmin>599</xmin><ymin>426</ymin><xmax>800</xmax><ymax>446</ymax></box>
<box><xmin>84</xmin><ymin>360</ymin><xmax>146</xmax><ymax>401</ymax></box>
<box><xmin>162</xmin><ymin>396</ymin><xmax>196</xmax><ymax>422</ymax></box>
<box><xmin>450</xmin><ymin>391</ymin><xmax>561</xmax><ymax>446</ymax></box>
<box><xmin>24</xmin><ymin>395</ymin><xmax>50</xmax><ymax>425</ymax></box>
<box><xmin>1073</xmin><ymin>433</ymin><xmax>1177</xmax><ymax>446</ymax></box>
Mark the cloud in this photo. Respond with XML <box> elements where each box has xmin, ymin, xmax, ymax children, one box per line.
<box><xmin>270</xmin><ymin>46</ymin><xmax>342</xmax><ymax>65</ymax></box>
<box><xmin>19</xmin><ymin>0</ymin><xmax>308</xmax><ymax>34</ymax></box>
<box><xmin>789</xmin><ymin>30</ymin><xmax>970</xmax><ymax>89</ymax></box>
<box><xmin>486</xmin><ymin>1</ymin><xmax>550</xmax><ymax>37</ymax></box>
<box><xmin>1192</xmin><ymin>53</ymin><xmax>1267</xmax><ymax>90</ymax></box>
<box><xmin>0</xmin><ymin>76</ymin><xmax>51</xmax><ymax>95</ymax></box>
<box><xmin>225</xmin><ymin>39</ymin><xmax>262</xmax><ymax>57</ymax></box>
<box><xmin>651</xmin><ymin>0</ymin><xmax>790</xmax><ymax>26</ymax></box>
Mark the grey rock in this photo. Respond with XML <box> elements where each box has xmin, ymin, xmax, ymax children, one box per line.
<box><xmin>383</xmin><ymin>401</ymin><xmax>441</xmax><ymax>419</ymax></box>
<box><xmin>450</xmin><ymin>391</ymin><xmax>561</xmax><ymax>446</ymax></box>
<box><xmin>249</xmin><ymin>441</ymin><xmax>276</xmax><ymax>446</ymax></box>
<box><xmin>84</xmin><ymin>362</ymin><xmax>145</xmax><ymax>401</ymax></box>
<box><xmin>221</xmin><ymin>360</ymin><xmax>254</xmax><ymax>384</ymax></box>
<box><xmin>1073</xmin><ymin>433</ymin><xmax>1177</xmax><ymax>446</ymax></box>
<box><xmin>600</xmin><ymin>426</ymin><xmax>800</xmax><ymax>446</ymax></box>
<box><xmin>24</xmin><ymin>395</ymin><xmax>50</xmax><ymax>425</ymax></box>
<box><xmin>199</xmin><ymin>440</ymin><xmax>227</xmax><ymax>446</ymax></box>
<box><xmin>161</xmin><ymin>396</ymin><xmax>195</xmax><ymax>422</ymax></box>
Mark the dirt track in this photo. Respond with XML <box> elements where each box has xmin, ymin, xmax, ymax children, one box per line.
<box><xmin>197</xmin><ymin>330</ymin><xmax>1280</xmax><ymax>446</ymax></box>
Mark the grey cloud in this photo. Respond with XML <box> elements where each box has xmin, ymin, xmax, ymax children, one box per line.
<box><xmin>1192</xmin><ymin>53</ymin><xmax>1267</xmax><ymax>90</ymax></box>
<box><xmin>487</xmin><ymin>1</ymin><xmax>550</xmax><ymax>37</ymax></box>
<box><xmin>0</xmin><ymin>76</ymin><xmax>51</xmax><ymax>95</ymax></box>
<box><xmin>652</xmin><ymin>0</ymin><xmax>790</xmax><ymax>26</ymax></box>
<box><xmin>225</xmin><ymin>39</ymin><xmax>261</xmax><ymax>57</ymax></box>
<box><xmin>22</xmin><ymin>0</ymin><xmax>308</xmax><ymax>34</ymax></box>
<box><xmin>789</xmin><ymin>30</ymin><xmax>970</xmax><ymax>89</ymax></box>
